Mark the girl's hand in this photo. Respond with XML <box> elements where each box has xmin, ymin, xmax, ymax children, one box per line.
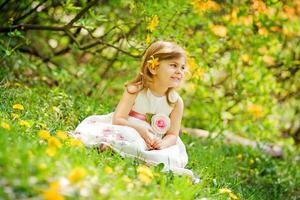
<box><xmin>137</xmin><ymin>127</ymin><xmax>155</xmax><ymax>149</ymax></box>
<box><xmin>151</xmin><ymin>137</ymin><xmax>164</xmax><ymax>150</ymax></box>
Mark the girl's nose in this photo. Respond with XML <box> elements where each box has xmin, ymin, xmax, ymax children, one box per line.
<box><xmin>176</xmin><ymin>68</ymin><xmax>185</xmax><ymax>75</ymax></box>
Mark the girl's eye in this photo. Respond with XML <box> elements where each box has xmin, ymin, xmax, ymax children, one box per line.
<box><xmin>170</xmin><ymin>64</ymin><xmax>177</xmax><ymax>68</ymax></box>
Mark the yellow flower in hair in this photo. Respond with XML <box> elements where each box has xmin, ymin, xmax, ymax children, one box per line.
<box><xmin>147</xmin><ymin>56</ymin><xmax>159</xmax><ymax>70</ymax></box>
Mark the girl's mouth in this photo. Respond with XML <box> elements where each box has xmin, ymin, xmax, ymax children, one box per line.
<box><xmin>171</xmin><ymin>76</ymin><xmax>182</xmax><ymax>81</ymax></box>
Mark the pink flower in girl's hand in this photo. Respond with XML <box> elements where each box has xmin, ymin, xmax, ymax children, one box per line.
<box><xmin>151</xmin><ymin>114</ymin><xmax>170</xmax><ymax>137</ymax></box>
<box><xmin>156</xmin><ymin>119</ymin><xmax>166</xmax><ymax>128</ymax></box>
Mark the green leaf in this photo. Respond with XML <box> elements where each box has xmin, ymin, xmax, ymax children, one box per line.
<box><xmin>146</xmin><ymin>112</ymin><xmax>154</xmax><ymax>123</ymax></box>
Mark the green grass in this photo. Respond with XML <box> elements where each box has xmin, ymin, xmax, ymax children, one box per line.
<box><xmin>0</xmin><ymin>82</ymin><xmax>299</xmax><ymax>200</ymax></box>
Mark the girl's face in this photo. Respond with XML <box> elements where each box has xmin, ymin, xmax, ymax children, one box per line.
<box><xmin>154</xmin><ymin>56</ymin><xmax>187</xmax><ymax>88</ymax></box>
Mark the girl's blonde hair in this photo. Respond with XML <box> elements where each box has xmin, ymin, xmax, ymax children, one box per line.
<box><xmin>125</xmin><ymin>40</ymin><xmax>187</xmax><ymax>105</ymax></box>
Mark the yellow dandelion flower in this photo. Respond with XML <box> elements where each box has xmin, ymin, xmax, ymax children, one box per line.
<box><xmin>241</xmin><ymin>54</ymin><xmax>250</xmax><ymax>63</ymax></box>
<box><xmin>48</xmin><ymin>137</ymin><xmax>62</xmax><ymax>149</ymax></box>
<box><xmin>19</xmin><ymin>120</ymin><xmax>31</xmax><ymax>128</ymax></box>
<box><xmin>137</xmin><ymin>165</ymin><xmax>153</xmax><ymax>178</ymax></box>
<box><xmin>219</xmin><ymin>188</ymin><xmax>239</xmax><ymax>199</ymax></box>
<box><xmin>249</xmin><ymin>159</ymin><xmax>255</xmax><ymax>165</ymax></box>
<box><xmin>46</xmin><ymin>146</ymin><xmax>57</xmax><ymax>157</ymax></box>
<box><xmin>236</xmin><ymin>154</ymin><xmax>243</xmax><ymax>160</ymax></box>
<box><xmin>147</xmin><ymin>56</ymin><xmax>160</xmax><ymax>70</ymax></box>
<box><xmin>13</xmin><ymin>103</ymin><xmax>24</xmax><ymax>110</ymax></box>
<box><xmin>210</xmin><ymin>24</ymin><xmax>227</xmax><ymax>37</ymax></box>
<box><xmin>137</xmin><ymin>165</ymin><xmax>153</xmax><ymax>184</ymax></box>
<box><xmin>219</xmin><ymin>188</ymin><xmax>232</xmax><ymax>193</ymax></box>
<box><xmin>38</xmin><ymin>163</ymin><xmax>47</xmax><ymax>170</ymax></box>
<box><xmin>56</xmin><ymin>130</ymin><xmax>68</xmax><ymax>140</ymax></box>
<box><xmin>69</xmin><ymin>138</ymin><xmax>83</xmax><ymax>147</ymax></box>
<box><xmin>147</xmin><ymin>15</ymin><xmax>159</xmax><ymax>32</ymax></box>
<box><xmin>11</xmin><ymin>113</ymin><xmax>20</xmax><ymax>119</ymax></box>
<box><xmin>105</xmin><ymin>166</ymin><xmax>113</xmax><ymax>174</ymax></box>
<box><xmin>38</xmin><ymin>130</ymin><xmax>51</xmax><ymax>140</ymax></box>
<box><xmin>1</xmin><ymin>122</ymin><xmax>11</xmax><ymax>130</ymax></box>
<box><xmin>229</xmin><ymin>192</ymin><xmax>238</xmax><ymax>200</ymax></box>
<box><xmin>68</xmin><ymin>167</ymin><xmax>87</xmax><ymax>183</ymax></box>
<box><xmin>43</xmin><ymin>181</ymin><xmax>64</xmax><ymax>200</ymax></box>
<box><xmin>138</xmin><ymin>173</ymin><xmax>152</xmax><ymax>184</ymax></box>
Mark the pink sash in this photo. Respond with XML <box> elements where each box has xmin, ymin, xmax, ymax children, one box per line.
<box><xmin>129</xmin><ymin>110</ymin><xmax>147</xmax><ymax>122</ymax></box>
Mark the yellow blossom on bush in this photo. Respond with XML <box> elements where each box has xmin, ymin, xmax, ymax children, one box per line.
<box><xmin>147</xmin><ymin>15</ymin><xmax>159</xmax><ymax>32</ymax></box>
<box><xmin>19</xmin><ymin>120</ymin><xmax>31</xmax><ymax>128</ymax></box>
<box><xmin>210</xmin><ymin>24</ymin><xmax>227</xmax><ymax>37</ymax></box>
<box><xmin>48</xmin><ymin>137</ymin><xmax>62</xmax><ymax>149</ymax></box>
<box><xmin>13</xmin><ymin>103</ymin><xmax>24</xmax><ymax>110</ymax></box>
<box><xmin>239</xmin><ymin>15</ymin><xmax>253</xmax><ymax>26</ymax></box>
<box><xmin>193</xmin><ymin>68</ymin><xmax>205</xmax><ymax>79</ymax></box>
<box><xmin>247</xmin><ymin>104</ymin><xmax>264</xmax><ymax>118</ymax></box>
<box><xmin>187</xmin><ymin>57</ymin><xmax>197</xmax><ymax>71</ymax></box>
<box><xmin>56</xmin><ymin>130</ymin><xmax>68</xmax><ymax>140</ymax></box>
<box><xmin>38</xmin><ymin>130</ymin><xmax>51</xmax><ymax>140</ymax></box>
<box><xmin>137</xmin><ymin>165</ymin><xmax>153</xmax><ymax>184</ymax></box>
<box><xmin>43</xmin><ymin>181</ymin><xmax>64</xmax><ymax>200</ymax></box>
<box><xmin>192</xmin><ymin>0</ymin><xmax>220</xmax><ymax>13</ymax></box>
<box><xmin>1</xmin><ymin>122</ymin><xmax>11</xmax><ymax>130</ymax></box>
<box><xmin>262</xmin><ymin>55</ymin><xmax>275</xmax><ymax>65</ymax></box>
<box><xmin>258</xmin><ymin>27</ymin><xmax>269</xmax><ymax>36</ymax></box>
<box><xmin>68</xmin><ymin>167</ymin><xmax>87</xmax><ymax>183</ymax></box>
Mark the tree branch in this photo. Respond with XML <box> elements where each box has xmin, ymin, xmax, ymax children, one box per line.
<box><xmin>0</xmin><ymin>0</ymin><xmax>10</xmax><ymax>10</ymax></box>
<box><xmin>13</xmin><ymin>0</ymin><xmax>47</xmax><ymax>24</ymax></box>
<box><xmin>0</xmin><ymin>24</ymin><xmax>65</xmax><ymax>32</ymax></box>
<box><xmin>66</xmin><ymin>0</ymin><xmax>100</xmax><ymax>27</ymax></box>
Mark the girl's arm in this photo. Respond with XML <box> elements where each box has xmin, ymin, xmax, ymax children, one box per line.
<box><xmin>112</xmin><ymin>88</ymin><xmax>155</xmax><ymax>147</ymax></box>
<box><xmin>152</xmin><ymin>96</ymin><xmax>184</xmax><ymax>149</ymax></box>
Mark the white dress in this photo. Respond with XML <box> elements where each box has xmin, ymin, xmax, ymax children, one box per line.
<box><xmin>70</xmin><ymin>88</ymin><xmax>194</xmax><ymax>177</ymax></box>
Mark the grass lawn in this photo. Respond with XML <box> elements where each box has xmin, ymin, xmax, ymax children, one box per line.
<box><xmin>0</xmin><ymin>82</ymin><xmax>299</xmax><ymax>200</ymax></box>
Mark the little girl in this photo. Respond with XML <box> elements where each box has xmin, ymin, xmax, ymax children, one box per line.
<box><xmin>70</xmin><ymin>41</ymin><xmax>195</xmax><ymax>177</ymax></box>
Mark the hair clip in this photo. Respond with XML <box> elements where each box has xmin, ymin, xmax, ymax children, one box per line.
<box><xmin>147</xmin><ymin>55</ymin><xmax>159</xmax><ymax>70</ymax></box>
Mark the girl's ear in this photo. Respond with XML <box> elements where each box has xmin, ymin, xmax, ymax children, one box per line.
<box><xmin>148</xmin><ymin>66</ymin><xmax>157</xmax><ymax>75</ymax></box>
